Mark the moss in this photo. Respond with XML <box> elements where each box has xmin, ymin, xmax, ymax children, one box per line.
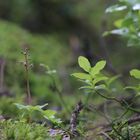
<box><xmin>0</xmin><ymin>120</ymin><xmax>58</xmax><ymax>140</ymax></box>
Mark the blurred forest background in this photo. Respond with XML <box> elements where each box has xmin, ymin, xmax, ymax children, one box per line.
<box><xmin>0</xmin><ymin>0</ymin><xmax>140</xmax><ymax>133</ymax></box>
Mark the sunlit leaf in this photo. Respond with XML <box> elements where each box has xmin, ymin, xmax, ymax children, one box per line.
<box><xmin>114</xmin><ymin>19</ymin><xmax>123</xmax><ymax>28</ymax></box>
<box><xmin>14</xmin><ymin>103</ymin><xmax>61</xmax><ymax>124</ymax></box>
<box><xmin>92</xmin><ymin>76</ymin><xmax>108</xmax><ymax>86</ymax></box>
<box><xmin>95</xmin><ymin>84</ymin><xmax>106</xmax><ymax>90</ymax></box>
<box><xmin>43</xmin><ymin>110</ymin><xmax>56</xmax><ymax>116</ymax></box>
<box><xmin>130</xmin><ymin>69</ymin><xmax>140</xmax><ymax>79</ymax></box>
<box><xmin>78</xmin><ymin>56</ymin><xmax>91</xmax><ymax>72</ymax></box>
<box><xmin>79</xmin><ymin>86</ymin><xmax>93</xmax><ymax>90</ymax></box>
<box><xmin>71</xmin><ymin>73</ymin><xmax>91</xmax><ymax>80</ymax></box>
<box><xmin>14</xmin><ymin>103</ymin><xmax>28</xmax><ymax>110</ymax></box>
<box><xmin>124</xmin><ymin>86</ymin><xmax>138</xmax><ymax>91</ymax></box>
<box><xmin>90</xmin><ymin>60</ymin><xmax>106</xmax><ymax>77</ymax></box>
<box><xmin>106</xmin><ymin>4</ymin><xmax>127</xmax><ymax>13</ymax></box>
<box><xmin>37</xmin><ymin>103</ymin><xmax>48</xmax><ymax>109</ymax></box>
<box><xmin>109</xmin><ymin>28</ymin><xmax>129</xmax><ymax>35</ymax></box>
<box><xmin>43</xmin><ymin>110</ymin><xmax>61</xmax><ymax>124</ymax></box>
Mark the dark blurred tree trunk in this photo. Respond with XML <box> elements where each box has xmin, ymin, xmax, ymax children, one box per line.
<box><xmin>0</xmin><ymin>57</ymin><xmax>5</xmax><ymax>90</ymax></box>
<box><xmin>0</xmin><ymin>57</ymin><xmax>11</xmax><ymax>97</ymax></box>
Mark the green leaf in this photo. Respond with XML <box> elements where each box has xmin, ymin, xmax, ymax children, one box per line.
<box><xmin>90</xmin><ymin>60</ymin><xmax>106</xmax><ymax>77</ymax></box>
<box><xmin>114</xmin><ymin>19</ymin><xmax>123</xmax><ymax>28</ymax></box>
<box><xmin>36</xmin><ymin>103</ymin><xmax>48</xmax><ymax>109</ymax></box>
<box><xmin>95</xmin><ymin>84</ymin><xmax>106</xmax><ymax>90</ymax></box>
<box><xmin>124</xmin><ymin>86</ymin><xmax>138</xmax><ymax>91</ymax></box>
<box><xmin>106</xmin><ymin>4</ymin><xmax>127</xmax><ymax>13</ymax></box>
<box><xmin>14</xmin><ymin>103</ymin><xmax>28</xmax><ymax>110</ymax></box>
<box><xmin>130</xmin><ymin>69</ymin><xmax>140</xmax><ymax>79</ymax></box>
<box><xmin>79</xmin><ymin>86</ymin><xmax>93</xmax><ymax>90</ymax></box>
<box><xmin>122</xmin><ymin>18</ymin><xmax>133</xmax><ymax>27</ymax></box>
<box><xmin>102</xmin><ymin>31</ymin><xmax>109</xmax><ymax>37</ymax></box>
<box><xmin>92</xmin><ymin>76</ymin><xmax>108</xmax><ymax>86</ymax></box>
<box><xmin>43</xmin><ymin>110</ymin><xmax>56</xmax><ymax>116</ymax></box>
<box><xmin>14</xmin><ymin>103</ymin><xmax>61</xmax><ymax>124</ymax></box>
<box><xmin>71</xmin><ymin>73</ymin><xmax>91</xmax><ymax>80</ymax></box>
<box><xmin>78</xmin><ymin>56</ymin><xmax>91</xmax><ymax>72</ymax></box>
<box><xmin>109</xmin><ymin>28</ymin><xmax>129</xmax><ymax>35</ymax></box>
<box><xmin>14</xmin><ymin>103</ymin><xmax>48</xmax><ymax>112</ymax></box>
<box><xmin>43</xmin><ymin>110</ymin><xmax>61</xmax><ymax>124</ymax></box>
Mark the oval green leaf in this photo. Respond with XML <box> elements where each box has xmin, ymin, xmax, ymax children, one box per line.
<box><xmin>106</xmin><ymin>4</ymin><xmax>127</xmax><ymax>13</ymax></box>
<box><xmin>78</xmin><ymin>56</ymin><xmax>91</xmax><ymax>72</ymax></box>
<box><xmin>130</xmin><ymin>69</ymin><xmax>140</xmax><ymax>79</ymax></box>
<box><xmin>90</xmin><ymin>60</ymin><xmax>106</xmax><ymax>77</ymax></box>
<box><xmin>71</xmin><ymin>73</ymin><xmax>91</xmax><ymax>80</ymax></box>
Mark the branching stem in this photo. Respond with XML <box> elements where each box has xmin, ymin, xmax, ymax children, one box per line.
<box><xmin>95</xmin><ymin>90</ymin><xmax>140</xmax><ymax>113</ymax></box>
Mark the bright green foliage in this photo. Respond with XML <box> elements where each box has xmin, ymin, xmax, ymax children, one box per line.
<box><xmin>14</xmin><ymin>103</ymin><xmax>61</xmax><ymax>124</ymax></box>
<box><xmin>130</xmin><ymin>69</ymin><xmax>140</xmax><ymax>79</ymax></box>
<box><xmin>90</xmin><ymin>60</ymin><xmax>106</xmax><ymax>78</ymax></box>
<box><xmin>71</xmin><ymin>73</ymin><xmax>91</xmax><ymax>80</ymax></box>
<box><xmin>0</xmin><ymin>120</ymin><xmax>59</xmax><ymax>140</ymax></box>
<box><xmin>125</xmin><ymin>69</ymin><xmax>140</xmax><ymax>96</ymax></box>
<box><xmin>106</xmin><ymin>4</ymin><xmax>127</xmax><ymax>13</ymax></box>
<box><xmin>72</xmin><ymin>56</ymin><xmax>107</xmax><ymax>90</ymax></box>
<box><xmin>72</xmin><ymin>56</ymin><xmax>140</xmax><ymax>139</ymax></box>
<box><xmin>78</xmin><ymin>56</ymin><xmax>91</xmax><ymax>72</ymax></box>
<box><xmin>104</xmin><ymin>0</ymin><xmax>140</xmax><ymax>47</ymax></box>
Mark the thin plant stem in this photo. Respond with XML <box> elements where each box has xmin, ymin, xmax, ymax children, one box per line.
<box><xmin>50</xmin><ymin>75</ymin><xmax>71</xmax><ymax>114</ymax></box>
<box><xmin>23</xmin><ymin>47</ymin><xmax>31</xmax><ymax>105</ymax></box>
<box><xmin>99</xmin><ymin>131</ymin><xmax>113</xmax><ymax>140</ymax></box>
<box><xmin>88</xmin><ymin>105</ymin><xmax>111</xmax><ymax>123</ymax></box>
<box><xmin>95</xmin><ymin>90</ymin><xmax>140</xmax><ymax>113</ymax></box>
<box><xmin>111</xmin><ymin>123</ymin><xmax>126</xmax><ymax>140</ymax></box>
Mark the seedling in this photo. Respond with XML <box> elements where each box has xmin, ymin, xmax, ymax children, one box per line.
<box><xmin>14</xmin><ymin>103</ymin><xmax>61</xmax><ymax>124</ymax></box>
<box><xmin>21</xmin><ymin>45</ymin><xmax>32</xmax><ymax>104</ymax></box>
<box><xmin>72</xmin><ymin>56</ymin><xmax>108</xmax><ymax>91</ymax></box>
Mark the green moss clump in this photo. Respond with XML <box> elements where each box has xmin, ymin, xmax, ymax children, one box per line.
<box><xmin>0</xmin><ymin>120</ymin><xmax>62</xmax><ymax>140</ymax></box>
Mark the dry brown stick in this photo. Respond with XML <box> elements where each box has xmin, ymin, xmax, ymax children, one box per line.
<box><xmin>70</xmin><ymin>101</ymin><xmax>83</xmax><ymax>136</ymax></box>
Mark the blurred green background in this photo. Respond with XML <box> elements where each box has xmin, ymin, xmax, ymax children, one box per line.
<box><xmin>0</xmin><ymin>0</ymin><xmax>140</xmax><ymax>119</ymax></box>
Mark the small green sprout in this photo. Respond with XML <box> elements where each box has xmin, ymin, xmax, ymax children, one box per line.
<box><xmin>14</xmin><ymin>103</ymin><xmax>62</xmax><ymax>124</ymax></box>
<box><xmin>72</xmin><ymin>56</ymin><xmax>107</xmax><ymax>90</ymax></box>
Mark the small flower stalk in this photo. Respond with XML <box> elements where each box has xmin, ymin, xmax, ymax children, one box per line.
<box><xmin>21</xmin><ymin>44</ymin><xmax>33</xmax><ymax>105</ymax></box>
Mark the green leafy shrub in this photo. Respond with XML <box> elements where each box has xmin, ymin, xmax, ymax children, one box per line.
<box><xmin>72</xmin><ymin>56</ymin><xmax>108</xmax><ymax>91</ymax></box>
<box><xmin>104</xmin><ymin>0</ymin><xmax>140</xmax><ymax>47</ymax></box>
<box><xmin>72</xmin><ymin>56</ymin><xmax>140</xmax><ymax>139</ymax></box>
